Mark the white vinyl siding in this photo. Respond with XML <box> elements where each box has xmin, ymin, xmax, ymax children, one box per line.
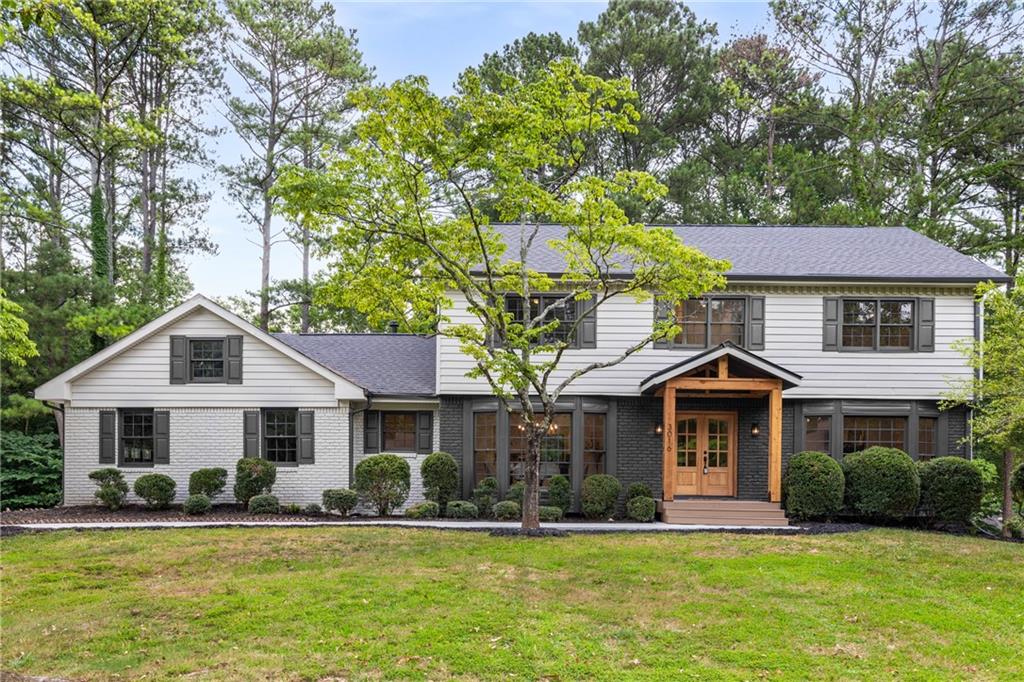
<box><xmin>437</xmin><ymin>289</ymin><xmax>975</xmax><ymax>399</ymax></box>
<box><xmin>69</xmin><ymin>308</ymin><xmax>336</xmax><ymax>407</ymax></box>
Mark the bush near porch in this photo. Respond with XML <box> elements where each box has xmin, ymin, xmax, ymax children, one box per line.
<box><xmin>1</xmin><ymin>528</ymin><xmax>1021</xmax><ymax>680</ymax></box>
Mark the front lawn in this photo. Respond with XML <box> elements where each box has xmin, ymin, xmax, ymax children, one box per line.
<box><xmin>1</xmin><ymin>528</ymin><xmax>1021</xmax><ymax>680</ymax></box>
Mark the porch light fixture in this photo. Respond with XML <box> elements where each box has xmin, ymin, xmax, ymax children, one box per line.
<box><xmin>654</xmin><ymin>421</ymin><xmax>663</xmax><ymax>435</ymax></box>
<box><xmin>750</xmin><ymin>422</ymin><xmax>760</xmax><ymax>438</ymax></box>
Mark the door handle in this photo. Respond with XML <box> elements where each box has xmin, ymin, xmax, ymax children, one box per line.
<box><xmin>703</xmin><ymin>451</ymin><xmax>708</xmax><ymax>474</ymax></box>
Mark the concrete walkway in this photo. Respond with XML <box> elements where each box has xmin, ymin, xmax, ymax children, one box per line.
<box><xmin>4</xmin><ymin>518</ymin><xmax>802</xmax><ymax>533</ymax></box>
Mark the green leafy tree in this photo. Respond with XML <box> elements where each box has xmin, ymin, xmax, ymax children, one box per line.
<box><xmin>465</xmin><ymin>31</ymin><xmax>580</xmax><ymax>93</ymax></box>
<box><xmin>0</xmin><ymin>431</ymin><xmax>62</xmax><ymax>509</ymax></box>
<box><xmin>0</xmin><ymin>287</ymin><xmax>38</xmax><ymax>367</ymax></box>
<box><xmin>277</xmin><ymin>61</ymin><xmax>729</xmax><ymax>528</ymax></box>
<box><xmin>945</xmin><ymin>277</ymin><xmax>1024</xmax><ymax>537</ymax></box>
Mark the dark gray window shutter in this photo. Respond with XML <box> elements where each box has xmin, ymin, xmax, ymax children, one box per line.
<box><xmin>653</xmin><ymin>300</ymin><xmax>671</xmax><ymax>349</ymax></box>
<box><xmin>822</xmin><ymin>297</ymin><xmax>840</xmax><ymax>351</ymax></box>
<box><xmin>243</xmin><ymin>410</ymin><xmax>261</xmax><ymax>458</ymax></box>
<box><xmin>747</xmin><ymin>296</ymin><xmax>766</xmax><ymax>351</ymax></box>
<box><xmin>916</xmin><ymin>298</ymin><xmax>935</xmax><ymax>352</ymax></box>
<box><xmin>577</xmin><ymin>299</ymin><xmax>597</xmax><ymax>349</ymax></box>
<box><xmin>297</xmin><ymin>410</ymin><xmax>314</xmax><ymax>464</ymax></box>
<box><xmin>99</xmin><ymin>410</ymin><xmax>116</xmax><ymax>464</ymax></box>
<box><xmin>154</xmin><ymin>410</ymin><xmax>170</xmax><ymax>464</ymax></box>
<box><xmin>364</xmin><ymin>410</ymin><xmax>380</xmax><ymax>453</ymax></box>
<box><xmin>416</xmin><ymin>411</ymin><xmax>433</xmax><ymax>454</ymax></box>
<box><xmin>169</xmin><ymin>335</ymin><xmax>187</xmax><ymax>384</ymax></box>
<box><xmin>226</xmin><ymin>335</ymin><xmax>243</xmax><ymax>384</ymax></box>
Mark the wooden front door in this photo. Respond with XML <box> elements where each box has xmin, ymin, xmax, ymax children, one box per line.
<box><xmin>674</xmin><ymin>412</ymin><xmax>737</xmax><ymax>497</ymax></box>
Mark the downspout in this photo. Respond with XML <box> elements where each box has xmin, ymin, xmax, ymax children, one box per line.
<box><xmin>42</xmin><ymin>400</ymin><xmax>66</xmax><ymax>505</ymax></box>
<box><xmin>348</xmin><ymin>392</ymin><xmax>373</xmax><ymax>488</ymax></box>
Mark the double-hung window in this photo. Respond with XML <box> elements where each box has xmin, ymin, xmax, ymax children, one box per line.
<box><xmin>506</xmin><ymin>294</ymin><xmax>578</xmax><ymax>346</ymax></box>
<box><xmin>841</xmin><ymin>299</ymin><xmax>914</xmax><ymax>351</ymax></box>
<box><xmin>120</xmin><ymin>408</ymin><xmax>155</xmax><ymax>466</ymax></box>
<box><xmin>663</xmin><ymin>297</ymin><xmax>748</xmax><ymax>348</ymax></box>
<box><xmin>189</xmin><ymin>339</ymin><xmax>225</xmax><ymax>381</ymax></box>
<box><xmin>263</xmin><ymin>408</ymin><xmax>298</xmax><ymax>464</ymax></box>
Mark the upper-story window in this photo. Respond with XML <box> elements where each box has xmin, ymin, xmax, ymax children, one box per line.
<box><xmin>189</xmin><ymin>339</ymin><xmax>225</xmax><ymax>381</ymax></box>
<box><xmin>657</xmin><ymin>296</ymin><xmax>763</xmax><ymax>351</ymax></box>
<box><xmin>505</xmin><ymin>294</ymin><xmax>578</xmax><ymax>345</ymax></box>
<box><xmin>842</xmin><ymin>299</ymin><xmax>914</xmax><ymax>351</ymax></box>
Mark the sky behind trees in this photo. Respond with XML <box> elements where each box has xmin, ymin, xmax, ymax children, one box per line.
<box><xmin>194</xmin><ymin>1</ymin><xmax>768</xmax><ymax>297</ymax></box>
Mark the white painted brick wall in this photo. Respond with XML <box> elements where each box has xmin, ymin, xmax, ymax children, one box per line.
<box><xmin>351</xmin><ymin>408</ymin><xmax>441</xmax><ymax>513</ymax></box>
<box><xmin>64</xmin><ymin>406</ymin><xmax>349</xmax><ymax>506</ymax></box>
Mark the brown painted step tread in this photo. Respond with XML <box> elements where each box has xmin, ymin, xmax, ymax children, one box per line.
<box><xmin>661</xmin><ymin>514</ymin><xmax>790</xmax><ymax>527</ymax></box>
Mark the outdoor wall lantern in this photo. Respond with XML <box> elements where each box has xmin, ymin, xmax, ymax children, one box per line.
<box><xmin>654</xmin><ymin>421</ymin><xmax>663</xmax><ymax>435</ymax></box>
<box><xmin>750</xmin><ymin>422</ymin><xmax>761</xmax><ymax>438</ymax></box>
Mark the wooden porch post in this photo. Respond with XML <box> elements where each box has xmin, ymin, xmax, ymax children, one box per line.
<box><xmin>768</xmin><ymin>383</ymin><xmax>782</xmax><ymax>502</ymax></box>
<box><xmin>662</xmin><ymin>385</ymin><xmax>676</xmax><ymax>501</ymax></box>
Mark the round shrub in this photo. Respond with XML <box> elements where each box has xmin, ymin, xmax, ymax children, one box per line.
<box><xmin>627</xmin><ymin>482</ymin><xmax>652</xmax><ymax>501</ymax></box>
<box><xmin>233</xmin><ymin>458</ymin><xmax>276</xmax><ymax>507</ymax></box>
<box><xmin>472</xmin><ymin>477</ymin><xmax>498</xmax><ymax>518</ymax></box>
<box><xmin>505</xmin><ymin>481</ymin><xmax>525</xmax><ymax>505</ymax></box>
<box><xmin>493</xmin><ymin>500</ymin><xmax>521</xmax><ymax>521</ymax></box>
<box><xmin>404</xmin><ymin>501</ymin><xmax>440</xmax><ymax>519</ymax></box>
<box><xmin>188</xmin><ymin>467</ymin><xmax>227</xmax><ymax>499</ymax></box>
<box><xmin>304</xmin><ymin>503</ymin><xmax>322</xmax><ymax>515</ymax></box>
<box><xmin>581</xmin><ymin>474</ymin><xmax>621</xmax><ymax>520</ymax></box>
<box><xmin>183</xmin><ymin>493</ymin><xmax>211</xmax><ymax>516</ymax></box>
<box><xmin>248</xmin><ymin>494</ymin><xmax>280</xmax><ymax>514</ymax></box>
<box><xmin>783</xmin><ymin>451</ymin><xmax>844</xmax><ymax>521</ymax></box>
<box><xmin>133</xmin><ymin>473</ymin><xmax>176</xmax><ymax>509</ymax></box>
<box><xmin>421</xmin><ymin>452</ymin><xmax>459</xmax><ymax>512</ymax></box>
<box><xmin>446</xmin><ymin>500</ymin><xmax>479</xmax><ymax>519</ymax></box>
<box><xmin>918</xmin><ymin>457</ymin><xmax>984</xmax><ymax>525</ymax></box>
<box><xmin>322</xmin><ymin>488</ymin><xmax>358</xmax><ymax>516</ymax></box>
<box><xmin>282</xmin><ymin>503</ymin><xmax>301</xmax><ymax>515</ymax></box>
<box><xmin>88</xmin><ymin>468</ymin><xmax>128</xmax><ymax>510</ymax></box>
<box><xmin>547</xmin><ymin>475</ymin><xmax>571</xmax><ymax>514</ymax></box>
<box><xmin>538</xmin><ymin>505</ymin><xmax>563</xmax><ymax>522</ymax></box>
<box><xmin>627</xmin><ymin>496</ymin><xmax>656</xmax><ymax>522</ymax></box>
<box><xmin>354</xmin><ymin>453</ymin><xmax>410</xmax><ymax>516</ymax></box>
<box><xmin>842</xmin><ymin>447</ymin><xmax>920</xmax><ymax>520</ymax></box>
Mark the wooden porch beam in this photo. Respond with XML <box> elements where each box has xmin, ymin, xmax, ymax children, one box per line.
<box><xmin>665</xmin><ymin>377</ymin><xmax>780</xmax><ymax>391</ymax></box>
<box><xmin>676</xmin><ymin>391</ymin><xmax>770</xmax><ymax>399</ymax></box>
<box><xmin>662</xmin><ymin>385</ymin><xmax>676</xmax><ymax>502</ymax></box>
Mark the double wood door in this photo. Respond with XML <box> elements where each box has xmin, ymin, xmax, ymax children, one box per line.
<box><xmin>674</xmin><ymin>412</ymin><xmax>737</xmax><ymax>497</ymax></box>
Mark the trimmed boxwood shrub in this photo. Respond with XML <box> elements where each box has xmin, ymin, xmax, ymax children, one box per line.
<box><xmin>233</xmin><ymin>458</ymin><xmax>276</xmax><ymax>507</ymax></box>
<box><xmin>354</xmin><ymin>453</ymin><xmax>410</xmax><ymax>516</ymax></box>
<box><xmin>421</xmin><ymin>452</ymin><xmax>459</xmax><ymax>513</ymax></box>
<box><xmin>189</xmin><ymin>467</ymin><xmax>227</xmax><ymax>499</ymax></box>
<box><xmin>581</xmin><ymin>474</ymin><xmax>621</xmax><ymax>519</ymax></box>
<box><xmin>405</xmin><ymin>501</ymin><xmax>440</xmax><ymax>519</ymax></box>
<box><xmin>627</xmin><ymin>482</ymin><xmax>652</xmax><ymax>501</ymax></box>
<box><xmin>133</xmin><ymin>473</ymin><xmax>176</xmax><ymax>509</ymax></box>
<box><xmin>183</xmin><ymin>494</ymin><xmax>212</xmax><ymax>515</ymax></box>
<box><xmin>322</xmin><ymin>488</ymin><xmax>358</xmax><ymax>516</ymax></box>
<box><xmin>842</xmin><ymin>447</ymin><xmax>920</xmax><ymax>520</ymax></box>
<box><xmin>304</xmin><ymin>503</ymin><xmax>322</xmax><ymax>515</ymax></box>
<box><xmin>493</xmin><ymin>500</ymin><xmax>520</xmax><ymax>521</ymax></box>
<box><xmin>505</xmin><ymin>481</ymin><xmax>525</xmax><ymax>505</ymax></box>
<box><xmin>248</xmin><ymin>494</ymin><xmax>280</xmax><ymax>514</ymax></box>
<box><xmin>783</xmin><ymin>451</ymin><xmax>844</xmax><ymax>521</ymax></box>
<box><xmin>472</xmin><ymin>477</ymin><xmax>498</xmax><ymax>518</ymax></box>
<box><xmin>627</xmin><ymin>496</ymin><xmax>656</xmax><ymax>522</ymax></box>
<box><xmin>88</xmin><ymin>468</ymin><xmax>128</xmax><ymax>510</ymax></box>
<box><xmin>547</xmin><ymin>475</ymin><xmax>571</xmax><ymax>514</ymax></box>
<box><xmin>918</xmin><ymin>456</ymin><xmax>984</xmax><ymax>525</ymax></box>
<box><xmin>538</xmin><ymin>505</ymin><xmax>563</xmax><ymax>522</ymax></box>
<box><xmin>446</xmin><ymin>500</ymin><xmax>479</xmax><ymax>519</ymax></box>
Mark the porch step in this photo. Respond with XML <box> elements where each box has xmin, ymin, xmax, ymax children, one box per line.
<box><xmin>658</xmin><ymin>499</ymin><xmax>789</xmax><ymax>527</ymax></box>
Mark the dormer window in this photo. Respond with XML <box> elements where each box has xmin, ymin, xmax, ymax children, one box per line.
<box><xmin>189</xmin><ymin>339</ymin><xmax>225</xmax><ymax>381</ymax></box>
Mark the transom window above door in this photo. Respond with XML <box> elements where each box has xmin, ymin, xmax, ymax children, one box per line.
<box><xmin>841</xmin><ymin>299</ymin><xmax>914</xmax><ymax>350</ymax></box>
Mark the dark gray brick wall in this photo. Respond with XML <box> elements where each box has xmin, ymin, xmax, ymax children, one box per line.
<box><xmin>614</xmin><ymin>397</ymin><xmax>663</xmax><ymax>498</ymax></box>
<box><xmin>946</xmin><ymin>405</ymin><xmax>968</xmax><ymax>457</ymax></box>
<box><xmin>439</xmin><ymin>397</ymin><xmax>464</xmax><ymax>484</ymax></box>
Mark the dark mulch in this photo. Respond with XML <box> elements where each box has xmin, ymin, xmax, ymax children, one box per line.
<box><xmin>1</xmin><ymin>504</ymin><xmax>341</xmax><ymax>525</ymax></box>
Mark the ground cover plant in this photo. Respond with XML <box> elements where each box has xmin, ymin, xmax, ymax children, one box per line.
<box><xmin>2</xmin><ymin>527</ymin><xmax>1021</xmax><ymax>680</ymax></box>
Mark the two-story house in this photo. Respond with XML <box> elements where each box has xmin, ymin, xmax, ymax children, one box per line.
<box><xmin>36</xmin><ymin>225</ymin><xmax>1010</xmax><ymax>524</ymax></box>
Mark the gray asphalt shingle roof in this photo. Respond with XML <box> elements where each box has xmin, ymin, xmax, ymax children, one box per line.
<box><xmin>486</xmin><ymin>224</ymin><xmax>1009</xmax><ymax>283</ymax></box>
<box><xmin>274</xmin><ymin>333</ymin><xmax>436</xmax><ymax>397</ymax></box>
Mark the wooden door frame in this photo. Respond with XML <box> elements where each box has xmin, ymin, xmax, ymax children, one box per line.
<box><xmin>673</xmin><ymin>410</ymin><xmax>738</xmax><ymax>497</ymax></box>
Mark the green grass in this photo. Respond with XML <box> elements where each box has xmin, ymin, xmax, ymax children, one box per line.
<box><xmin>1</xmin><ymin>528</ymin><xmax>1021</xmax><ymax>680</ymax></box>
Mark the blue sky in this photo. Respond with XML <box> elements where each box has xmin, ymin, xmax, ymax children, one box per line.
<box><xmin>191</xmin><ymin>1</ymin><xmax>774</xmax><ymax>298</ymax></box>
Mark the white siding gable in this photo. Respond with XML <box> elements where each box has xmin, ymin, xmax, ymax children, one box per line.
<box><xmin>437</xmin><ymin>288</ymin><xmax>975</xmax><ymax>400</ymax></box>
<box><xmin>69</xmin><ymin>308</ymin><xmax>338</xmax><ymax>407</ymax></box>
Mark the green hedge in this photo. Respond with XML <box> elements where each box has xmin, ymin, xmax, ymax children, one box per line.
<box><xmin>446</xmin><ymin>500</ymin><xmax>479</xmax><ymax>519</ymax></box>
<box><xmin>783</xmin><ymin>451</ymin><xmax>844</xmax><ymax>521</ymax></box>
<box><xmin>421</xmin><ymin>452</ymin><xmax>459</xmax><ymax>512</ymax></box>
<box><xmin>842</xmin><ymin>447</ymin><xmax>920</xmax><ymax>520</ymax></box>
<box><xmin>322</xmin><ymin>488</ymin><xmax>358</xmax><ymax>516</ymax></box>
<box><xmin>493</xmin><ymin>500</ymin><xmax>520</xmax><ymax>521</ymax></box>
<box><xmin>233</xmin><ymin>458</ymin><xmax>276</xmax><ymax>507</ymax></box>
<box><xmin>188</xmin><ymin>468</ymin><xmax>227</xmax><ymax>499</ymax></box>
<box><xmin>0</xmin><ymin>431</ymin><xmax>62</xmax><ymax>509</ymax></box>
<box><xmin>918</xmin><ymin>457</ymin><xmax>983</xmax><ymax>525</ymax></box>
<box><xmin>183</xmin><ymin>494</ymin><xmax>211</xmax><ymax>515</ymax></box>
<box><xmin>547</xmin><ymin>475</ymin><xmax>572</xmax><ymax>514</ymax></box>
<box><xmin>627</xmin><ymin>482</ymin><xmax>652</xmax><ymax>501</ymax></box>
<box><xmin>404</xmin><ymin>501</ymin><xmax>440</xmax><ymax>519</ymax></box>
<box><xmin>133</xmin><ymin>473</ymin><xmax>176</xmax><ymax>509</ymax></box>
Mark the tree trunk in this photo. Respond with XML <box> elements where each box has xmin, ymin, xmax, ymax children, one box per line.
<box><xmin>301</xmin><ymin>222</ymin><xmax>311</xmax><ymax>333</ymax></box>
<box><xmin>259</xmin><ymin>193</ymin><xmax>272</xmax><ymax>331</ymax></box>
<box><xmin>522</xmin><ymin>431</ymin><xmax>541</xmax><ymax>529</ymax></box>
<box><xmin>1002</xmin><ymin>448</ymin><xmax>1014</xmax><ymax>539</ymax></box>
